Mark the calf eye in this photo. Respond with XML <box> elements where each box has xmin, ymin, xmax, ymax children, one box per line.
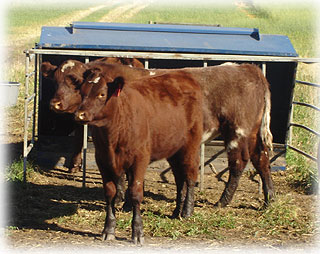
<box><xmin>98</xmin><ymin>93</ymin><xmax>106</xmax><ymax>98</ymax></box>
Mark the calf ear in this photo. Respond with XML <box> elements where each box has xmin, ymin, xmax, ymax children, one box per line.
<box><xmin>83</xmin><ymin>66</ymin><xmax>103</xmax><ymax>81</ymax></box>
<box><xmin>65</xmin><ymin>73</ymin><xmax>84</xmax><ymax>87</ymax></box>
<box><xmin>41</xmin><ymin>62</ymin><xmax>57</xmax><ymax>79</ymax></box>
<box><xmin>108</xmin><ymin>77</ymin><xmax>125</xmax><ymax>98</ymax></box>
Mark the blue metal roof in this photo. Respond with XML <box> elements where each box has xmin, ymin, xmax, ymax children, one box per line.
<box><xmin>37</xmin><ymin>22</ymin><xmax>298</xmax><ymax>57</ymax></box>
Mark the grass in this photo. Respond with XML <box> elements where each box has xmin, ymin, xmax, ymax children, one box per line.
<box><xmin>5</xmin><ymin>157</ymin><xmax>34</xmax><ymax>182</ymax></box>
<box><xmin>41</xmin><ymin>188</ymin><xmax>312</xmax><ymax>242</ymax></box>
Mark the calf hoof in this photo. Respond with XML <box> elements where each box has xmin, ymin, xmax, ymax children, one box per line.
<box><xmin>181</xmin><ymin>207</ymin><xmax>194</xmax><ymax>218</ymax></box>
<box><xmin>214</xmin><ymin>201</ymin><xmax>227</xmax><ymax>208</ymax></box>
<box><xmin>132</xmin><ymin>234</ymin><xmax>144</xmax><ymax>245</ymax></box>
<box><xmin>171</xmin><ymin>207</ymin><xmax>181</xmax><ymax>219</ymax></box>
<box><xmin>102</xmin><ymin>232</ymin><xmax>115</xmax><ymax>241</ymax></box>
<box><xmin>68</xmin><ymin>165</ymin><xmax>81</xmax><ymax>173</ymax></box>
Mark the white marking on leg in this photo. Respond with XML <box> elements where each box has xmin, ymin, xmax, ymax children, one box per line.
<box><xmin>236</xmin><ymin>128</ymin><xmax>246</xmax><ymax>137</ymax></box>
<box><xmin>149</xmin><ymin>71</ymin><xmax>156</xmax><ymax>76</ymax></box>
<box><xmin>228</xmin><ymin>140</ymin><xmax>238</xmax><ymax>151</ymax></box>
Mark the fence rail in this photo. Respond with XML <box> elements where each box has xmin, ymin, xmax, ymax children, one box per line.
<box><xmin>23</xmin><ymin>52</ymin><xmax>38</xmax><ymax>183</ymax></box>
<box><xmin>288</xmin><ymin>79</ymin><xmax>320</xmax><ymax>162</ymax></box>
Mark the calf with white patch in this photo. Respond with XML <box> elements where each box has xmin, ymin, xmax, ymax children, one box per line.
<box><xmin>78</xmin><ymin>62</ymin><xmax>274</xmax><ymax>207</ymax></box>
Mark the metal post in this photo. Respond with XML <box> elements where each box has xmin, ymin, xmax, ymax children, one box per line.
<box><xmin>82</xmin><ymin>57</ymin><xmax>90</xmax><ymax>188</ymax></box>
<box><xmin>23</xmin><ymin>53</ymin><xmax>30</xmax><ymax>184</ymax></box>
<box><xmin>144</xmin><ymin>59</ymin><xmax>149</xmax><ymax>69</ymax></box>
<box><xmin>200</xmin><ymin>61</ymin><xmax>208</xmax><ymax>191</ymax></box>
<box><xmin>262</xmin><ymin>62</ymin><xmax>266</xmax><ymax>77</ymax></box>
<box><xmin>82</xmin><ymin>125</ymin><xmax>88</xmax><ymax>188</ymax></box>
<box><xmin>32</xmin><ymin>54</ymin><xmax>38</xmax><ymax>143</ymax></box>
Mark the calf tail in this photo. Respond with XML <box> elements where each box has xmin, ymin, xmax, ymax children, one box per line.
<box><xmin>260</xmin><ymin>82</ymin><xmax>273</xmax><ymax>152</ymax></box>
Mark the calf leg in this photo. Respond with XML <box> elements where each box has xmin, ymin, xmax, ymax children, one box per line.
<box><xmin>101</xmin><ymin>179</ymin><xmax>117</xmax><ymax>241</ymax></box>
<box><xmin>168</xmin><ymin>156</ymin><xmax>186</xmax><ymax>218</ymax></box>
<box><xmin>169</xmin><ymin>136</ymin><xmax>200</xmax><ymax>218</ymax></box>
<box><xmin>216</xmin><ymin>138</ymin><xmax>249</xmax><ymax>207</ymax></box>
<box><xmin>250</xmin><ymin>140</ymin><xmax>274</xmax><ymax>205</ymax></box>
<box><xmin>114</xmin><ymin>173</ymin><xmax>126</xmax><ymax>206</ymax></box>
<box><xmin>128</xmin><ymin>155</ymin><xmax>148</xmax><ymax>245</ymax></box>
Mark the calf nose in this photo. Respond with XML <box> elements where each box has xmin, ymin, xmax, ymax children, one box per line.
<box><xmin>76</xmin><ymin>111</ymin><xmax>87</xmax><ymax>121</ymax></box>
<box><xmin>53</xmin><ymin>101</ymin><xmax>62</xmax><ymax>110</ymax></box>
<box><xmin>50</xmin><ymin>100</ymin><xmax>63</xmax><ymax>111</ymax></box>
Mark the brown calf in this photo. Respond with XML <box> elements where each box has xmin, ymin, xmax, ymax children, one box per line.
<box><xmin>76</xmin><ymin>62</ymin><xmax>274</xmax><ymax>207</ymax></box>
<box><xmin>42</xmin><ymin>60</ymin><xmax>274</xmax><ymax>209</ymax></box>
<box><xmin>40</xmin><ymin>58</ymin><xmax>144</xmax><ymax>173</ymax></box>
<box><xmin>74</xmin><ymin>71</ymin><xmax>203</xmax><ymax>244</ymax></box>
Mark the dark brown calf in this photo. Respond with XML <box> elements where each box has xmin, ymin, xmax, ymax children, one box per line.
<box><xmin>40</xmin><ymin>58</ymin><xmax>144</xmax><ymax>173</ymax></box>
<box><xmin>77</xmin><ymin>62</ymin><xmax>274</xmax><ymax>207</ymax></box>
<box><xmin>74</xmin><ymin>71</ymin><xmax>203</xmax><ymax>244</ymax></box>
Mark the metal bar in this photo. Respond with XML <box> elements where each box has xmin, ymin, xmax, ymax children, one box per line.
<box><xmin>25</xmin><ymin>71</ymin><xmax>35</xmax><ymax>78</ymax></box>
<box><xmin>200</xmin><ymin>143</ymin><xmax>205</xmax><ymax>191</ymax></box>
<box><xmin>28</xmin><ymin>48</ymin><xmax>314</xmax><ymax>63</ymax></box>
<box><xmin>296</xmin><ymin>80</ymin><xmax>320</xmax><ymax>88</ymax></box>
<box><xmin>26</xmin><ymin>93</ymin><xmax>36</xmax><ymax>103</ymax></box>
<box><xmin>289</xmin><ymin>123</ymin><xmax>320</xmax><ymax>137</ymax></box>
<box><xmin>292</xmin><ymin>101</ymin><xmax>320</xmax><ymax>112</ymax></box>
<box><xmin>82</xmin><ymin>124</ymin><xmax>88</xmax><ymax>188</ymax></box>
<box><xmin>199</xmin><ymin>60</ymin><xmax>208</xmax><ymax>191</ymax></box>
<box><xmin>287</xmin><ymin>144</ymin><xmax>317</xmax><ymax>162</ymax></box>
<box><xmin>288</xmin><ymin>103</ymin><xmax>294</xmax><ymax>146</ymax></box>
<box><xmin>27</xmin><ymin>110</ymin><xmax>34</xmax><ymax>121</ymax></box>
<box><xmin>23</xmin><ymin>53</ymin><xmax>30</xmax><ymax>183</ymax></box>
<box><xmin>32</xmin><ymin>54</ymin><xmax>38</xmax><ymax>144</ymax></box>
<box><xmin>262</xmin><ymin>63</ymin><xmax>266</xmax><ymax>76</ymax></box>
<box><xmin>25</xmin><ymin>142</ymin><xmax>34</xmax><ymax>156</ymax></box>
<box><xmin>82</xmin><ymin>57</ymin><xmax>90</xmax><ymax>188</ymax></box>
<box><xmin>285</xmin><ymin>61</ymin><xmax>298</xmax><ymax>147</ymax></box>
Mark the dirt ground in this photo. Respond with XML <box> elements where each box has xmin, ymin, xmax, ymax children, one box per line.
<box><xmin>4</xmin><ymin>148</ymin><xmax>319</xmax><ymax>252</ymax></box>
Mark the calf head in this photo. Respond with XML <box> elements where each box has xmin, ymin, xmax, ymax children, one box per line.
<box><xmin>105</xmin><ymin>57</ymin><xmax>144</xmax><ymax>68</ymax></box>
<box><xmin>75</xmin><ymin>67</ymin><xmax>124</xmax><ymax>125</ymax></box>
<box><xmin>41</xmin><ymin>60</ymin><xmax>87</xmax><ymax>113</ymax></box>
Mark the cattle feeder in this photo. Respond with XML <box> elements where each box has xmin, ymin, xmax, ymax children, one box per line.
<box><xmin>24</xmin><ymin>21</ymin><xmax>303</xmax><ymax>189</ymax></box>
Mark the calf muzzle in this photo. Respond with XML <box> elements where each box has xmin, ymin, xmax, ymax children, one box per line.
<box><xmin>50</xmin><ymin>100</ymin><xmax>64</xmax><ymax>112</ymax></box>
<box><xmin>74</xmin><ymin>110</ymin><xmax>90</xmax><ymax>123</ymax></box>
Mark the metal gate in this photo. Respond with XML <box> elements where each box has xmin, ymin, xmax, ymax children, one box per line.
<box><xmin>287</xmin><ymin>77</ymin><xmax>320</xmax><ymax>162</ymax></box>
<box><xmin>23</xmin><ymin>52</ymin><xmax>319</xmax><ymax>189</ymax></box>
<box><xmin>22</xmin><ymin>22</ymin><xmax>319</xmax><ymax>189</ymax></box>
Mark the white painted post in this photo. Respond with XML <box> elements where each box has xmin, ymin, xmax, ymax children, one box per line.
<box><xmin>82</xmin><ymin>57</ymin><xmax>90</xmax><ymax>188</ymax></box>
<box><xmin>200</xmin><ymin>61</ymin><xmax>208</xmax><ymax>191</ymax></box>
